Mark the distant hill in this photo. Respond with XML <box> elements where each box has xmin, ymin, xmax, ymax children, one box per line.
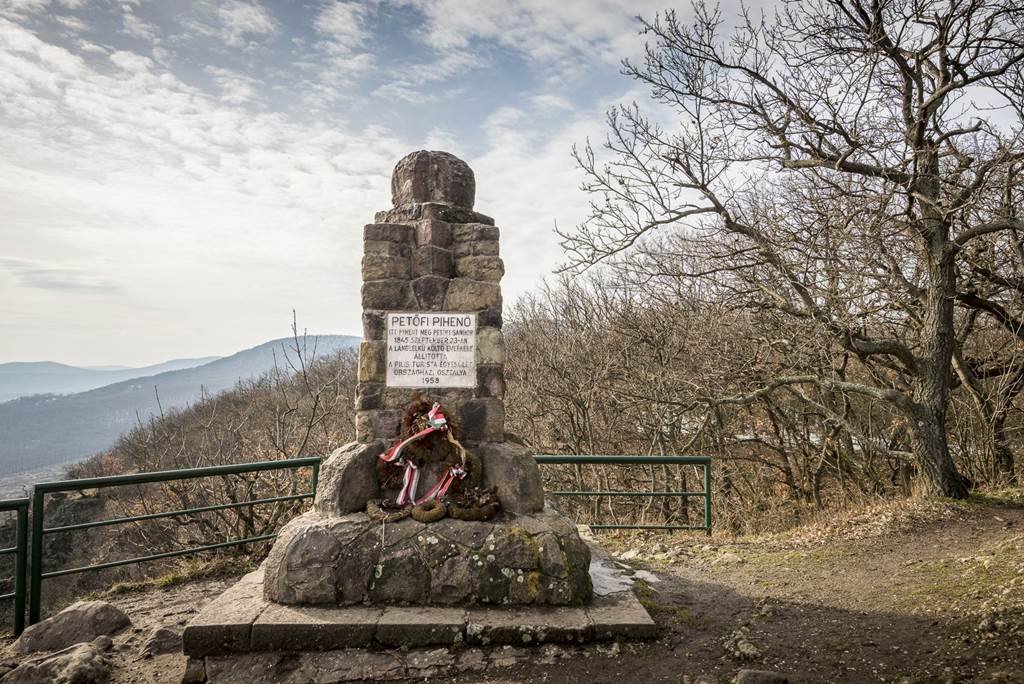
<box><xmin>0</xmin><ymin>335</ymin><xmax>359</xmax><ymax>477</ymax></box>
<box><xmin>0</xmin><ymin>357</ymin><xmax>219</xmax><ymax>404</ymax></box>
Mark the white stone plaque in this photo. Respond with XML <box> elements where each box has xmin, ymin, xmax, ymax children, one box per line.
<box><xmin>386</xmin><ymin>312</ymin><xmax>477</xmax><ymax>388</ymax></box>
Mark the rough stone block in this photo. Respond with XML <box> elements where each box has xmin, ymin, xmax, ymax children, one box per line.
<box><xmin>12</xmin><ymin>600</ymin><xmax>130</xmax><ymax>653</ymax></box>
<box><xmin>263</xmin><ymin>513</ymin><xmax>373</xmax><ymax>604</ymax></box>
<box><xmin>357</xmin><ymin>341</ymin><xmax>386</xmax><ymax>383</ymax></box>
<box><xmin>415</xmin><ymin>219</ymin><xmax>452</xmax><ymax>248</ymax></box>
<box><xmin>412</xmin><ymin>275</ymin><xmax>450</xmax><ymax>310</ymax></box>
<box><xmin>313</xmin><ymin>441</ymin><xmax>384</xmax><ymax>515</ymax></box>
<box><xmin>355</xmin><ymin>409</ymin><xmax>403</xmax><ymax>443</ymax></box>
<box><xmin>477</xmin><ymin>327</ymin><xmax>505</xmax><ymax>365</ymax></box>
<box><xmin>412</xmin><ymin>246</ymin><xmax>453</xmax><ymax>278</ymax></box>
<box><xmin>458</xmin><ymin>398</ymin><xmax>505</xmax><ymax>442</ymax></box>
<box><xmin>252</xmin><ymin>604</ymin><xmax>380</xmax><ymax>651</ymax></box>
<box><xmin>183</xmin><ymin>569</ymin><xmax>266</xmax><ymax>656</ymax></box>
<box><xmin>586</xmin><ymin>595</ymin><xmax>658</xmax><ymax>641</ymax></box>
<box><xmin>362</xmin><ymin>310</ymin><xmax>386</xmax><ymax>341</ymax></box>
<box><xmin>364</xmin><ymin>223</ymin><xmax>413</xmax><ymax>243</ymax></box>
<box><xmin>369</xmin><ymin>542</ymin><xmax>431</xmax><ymax>604</ymax></box>
<box><xmin>455</xmin><ymin>255</ymin><xmax>503</xmax><ymax>282</ymax></box>
<box><xmin>355</xmin><ymin>382</ymin><xmax>382</xmax><ymax>410</ymax></box>
<box><xmin>477</xmin><ymin>364</ymin><xmax>505</xmax><ymax>398</ymax></box>
<box><xmin>361</xmin><ymin>279</ymin><xmax>415</xmax><ymax>310</ymax></box>
<box><xmin>464</xmin><ymin>606</ymin><xmax>591</xmax><ymax>645</ymax></box>
<box><xmin>453</xmin><ymin>239</ymin><xmax>499</xmax><ymax>258</ymax></box>
<box><xmin>392</xmin><ymin>151</ymin><xmax>475</xmax><ymax>209</ymax></box>
<box><xmin>444</xmin><ymin>278</ymin><xmax>501</xmax><ymax>311</ymax></box>
<box><xmin>422</xmin><ymin>203</ymin><xmax>494</xmax><ymax>225</ymax></box>
<box><xmin>362</xmin><ymin>254</ymin><xmax>410</xmax><ymax>281</ymax></box>
<box><xmin>376</xmin><ymin>203</ymin><xmax>495</xmax><ymax>226</ymax></box>
<box><xmin>453</xmin><ymin>223</ymin><xmax>500</xmax><ymax>242</ymax></box>
<box><xmin>376</xmin><ymin>607</ymin><xmax>465</xmax><ymax>647</ymax></box>
<box><xmin>364</xmin><ymin>239</ymin><xmax>412</xmax><ymax>257</ymax></box>
<box><xmin>479</xmin><ymin>306</ymin><xmax>502</xmax><ymax>328</ymax></box>
<box><xmin>477</xmin><ymin>441</ymin><xmax>545</xmax><ymax>514</ymax></box>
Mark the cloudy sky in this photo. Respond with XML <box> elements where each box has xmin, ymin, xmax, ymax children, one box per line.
<box><xmin>0</xmin><ymin>0</ymin><xmax>671</xmax><ymax>366</ymax></box>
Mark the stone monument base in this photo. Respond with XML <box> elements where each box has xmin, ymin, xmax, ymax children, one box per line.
<box><xmin>182</xmin><ymin>547</ymin><xmax>656</xmax><ymax>683</ymax></box>
<box><xmin>262</xmin><ymin>508</ymin><xmax>593</xmax><ymax>607</ymax></box>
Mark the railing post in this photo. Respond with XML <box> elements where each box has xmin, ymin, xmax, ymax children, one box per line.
<box><xmin>703</xmin><ymin>460</ymin><xmax>712</xmax><ymax>537</ymax></box>
<box><xmin>28</xmin><ymin>487</ymin><xmax>44</xmax><ymax>625</ymax></box>
<box><xmin>14</xmin><ymin>502</ymin><xmax>28</xmax><ymax>635</ymax></box>
<box><xmin>311</xmin><ymin>460</ymin><xmax>320</xmax><ymax>498</ymax></box>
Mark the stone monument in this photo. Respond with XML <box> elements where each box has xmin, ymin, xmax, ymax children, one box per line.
<box><xmin>261</xmin><ymin>150</ymin><xmax>593</xmax><ymax>606</ymax></box>
<box><xmin>181</xmin><ymin>154</ymin><xmax>655</xmax><ymax>679</ymax></box>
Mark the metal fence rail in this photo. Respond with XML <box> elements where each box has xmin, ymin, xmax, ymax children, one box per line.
<box><xmin>534</xmin><ymin>454</ymin><xmax>712</xmax><ymax>534</ymax></box>
<box><xmin>0</xmin><ymin>498</ymin><xmax>29</xmax><ymax>635</ymax></box>
<box><xmin>0</xmin><ymin>452</ymin><xmax>710</xmax><ymax>634</ymax></box>
<box><xmin>27</xmin><ymin>457</ymin><xmax>321</xmax><ymax>627</ymax></box>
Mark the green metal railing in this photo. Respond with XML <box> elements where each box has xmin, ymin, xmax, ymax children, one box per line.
<box><xmin>0</xmin><ymin>452</ymin><xmax>710</xmax><ymax>634</ymax></box>
<box><xmin>0</xmin><ymin>498</ymin><xmax>29</xmax><ymax>635</ymax></box>
<box><xmin>27</xmin><ymin>457</ymin><xmax>321</xmax><ymax>627</ymax></box>
<box><xmin>534</xmin><ymin>455</ymin><xmax>712</xmax><ymax>534</ymax></box>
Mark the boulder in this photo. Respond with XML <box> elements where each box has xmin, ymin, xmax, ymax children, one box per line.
<box><xmin>392</xmin><ymin>150</ymin><xmax>475</xmax><ymax>209</ymax></box>
<box><xmin>313</xmin><ymin>441</ymin><xmax>384</xmax><ymax>515</ymax></box>
<box><xmin>138</xmin><ymin>627</ymin><xmax>181</xmax><ymax>658</ymax></box>
<box><xmin>477</xmin><ymin>440</ymin><xmax>545</xmax><ymax>514</ymax></box>
<box><xmin>263</xmin><ymin>510</ymin><xmax>590</xmax><ymax>607</ymax></box>
<box><xmin>5</xmin><ymin>639</ymin><xmax>111</xmax><ymax>683</ymax></box>
<box><xmin>12</xmin><ymin>601</ymin><xmax>130</xmax><ymax>653</ymax></box>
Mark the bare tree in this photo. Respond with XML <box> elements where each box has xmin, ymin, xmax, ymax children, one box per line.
<box><xmin>560</xmin><ymin>0</ymin><xmax>1024</xmax><ymax>497</ymax></box>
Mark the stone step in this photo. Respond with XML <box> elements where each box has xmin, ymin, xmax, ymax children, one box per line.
<box><xmin>184</xmin><ymin>562</ymin><xmax>656</xmax><ymax>657</ymax></box>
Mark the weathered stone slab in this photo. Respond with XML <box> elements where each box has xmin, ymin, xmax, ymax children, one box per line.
<box><xmin>477</xmin><ymin>326</ymin><xmax>505</xmax><ymax>364</ymax></box>
<box><xmin>392</xmin><ymin>150</ymin><xmax>475</xmax><ymax>209</ymax></box>
<box><xmin>361</xmin><ymin>279</ymin><xmax>416</xmax><ymax>310</ymax></box>
<box><xmin>376</xmin><ymin>606</ymin><xmax>465</xmax><ymax>647</ymax></box>
<box><xmin>458</xmin><ymin>398</ymin><xmax>505</xmax><ymax>441</ymax></box>
<box><xmin>364</xmin><ymin>223</ymin><xmax>413</xmax><ymax>243</ymax></box>
<box><xmin>477</xmin><ymin>441</ymin><xmax>545</xmax><ymax>513</ymax></box>
<box><xmin>356</xmin><ymin>341</ymin><xmax>386</xmax><ymax>383</ymax></box>
<box><xmin>12</xmin><ymin>600</ymin><xmax>130</xmax><ymax>653</ymax></box>
<box><xmin>252</xmin><ymin>603</ymin><xmax>381</xmax><ymax>651</ymax></box>
<box><xmin>313</xmin><ymin>441</ymin><xmax>383</xmax><ymax>515</ymax></box>
<box><xmin>375</xmin><ymin>202</ymin><xmax>494</xmax><ymax>226</ymax></box>
<box><xmin>414</xmin><ymin>219</ymin><xmax>452</xmax><ymax>247</ymax></box>
<box><xmin>186</xmin><ymin>558</ymin><xmax>652</xmax><ymax>658</ymax></box>
<box><xmin>183</xmin><ymin>569</ymin><xmax>266</xmax><ymax>657</ymax></box>
<box><xmin>444</xmin><ymin>277</ymin><xmax>501</xmax><ymax>311</ymax></box>
<box><xmin>585</xmin><ymin>594</ymin><xmax>658</xmax><ymax>640</ymax></box>
<box><xmin>464</xmin><ymin>606</ymin><xmax>592</xmax><ymax>645</ymax></box>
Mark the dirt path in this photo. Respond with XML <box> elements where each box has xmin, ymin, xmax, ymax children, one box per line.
<box><xmin>488</xmin><ymin>497</ymin><xmax>1024</xmax><ymax>683</ymax></box>
<box><xmin>2</xmin><ymin>498</ymin><xmax>1022</xmax><ymax>683</ymax></box>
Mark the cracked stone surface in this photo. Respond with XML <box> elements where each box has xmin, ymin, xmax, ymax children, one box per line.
<box><xmin>263</xmin><ymin>507</ymin><xmax>592</xmax><ymax>607</ymax></box>
<box><xmin>185</xmin><ymin>551</ymin><xmax>653</xmax><ymax>658</ymax></box>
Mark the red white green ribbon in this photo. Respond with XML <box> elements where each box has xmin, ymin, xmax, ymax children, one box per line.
<box><xmin>380</xmin><ymin>403</ymin><xmax>467</xmax><ymax>506</ymax></box>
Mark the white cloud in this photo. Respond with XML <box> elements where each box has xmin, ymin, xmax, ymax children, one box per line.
<box><xmin>397</xmin><ymin>0</ymin><xmax>663</xmax><ymax>80</ymax></box>
<box><xmin>121</xmin><ymin>9</ymin><xmax>159</xmax><ymax>43</ymax></box>
<box><xmin>109</xmin><ymin>49</ymin><xmax>152</xmax><ymax>72</ymax></box>
<box><xmin>214</xmin><ymin>0</ymin><xmax>276</xmax><ymax>47</ymax></box>
<box><xmin>205</xmin><ymin>65</ymin><xmax>260</xmax><ymax>105</ymax></box>
<box><xmin>0</xmin><ymin>258</ymin><xmax>124</xmax><ymax>293</ymax></box>
<box><xmin>0</xmin><ymin>2</ymin><xmax>661</xmax><ymax>365</ymax></box>
<box><xmin>314</xmin><ymin>1</ymin><xmax>373</xmax><ymax>53</ymax></box>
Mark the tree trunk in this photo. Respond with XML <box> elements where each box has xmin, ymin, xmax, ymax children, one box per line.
<box><xmin>908</xmin><ymin>404</ymin><xmax>969</xmax><ymax>498</ymax></box>
<box><xmin>992</xmin><ymin>410</ymin><xmax>1018</xmax><ymax>485</ymax></box>
<box><xmin>911</xmin><ymin>157</ymin><xmax>970</xmax><ymax>499</ymax></box>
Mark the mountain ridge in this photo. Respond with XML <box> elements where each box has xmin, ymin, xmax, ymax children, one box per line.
<box><xmin>0</xmin><ymin>357</ymin><xmax>221</xmax><ymax>404</ymax></box>
<box><xmin>0</xmin><ymin>335</ymin><xmax>359</xmax><ymax>476</ymax></box>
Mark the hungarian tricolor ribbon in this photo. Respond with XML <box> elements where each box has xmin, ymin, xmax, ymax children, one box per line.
<box><xmin>380</xmin><ymin>403</ymin><xmax>467</xmax><ymax>506</ymax></box>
